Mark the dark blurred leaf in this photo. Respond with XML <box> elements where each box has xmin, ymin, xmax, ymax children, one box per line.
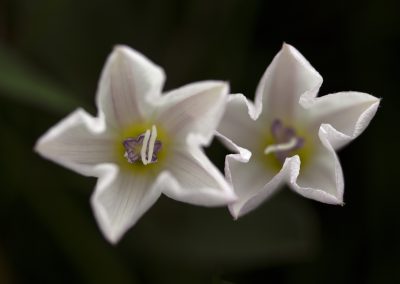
<box><xmin>0</xmin><ymin>122</ymin><xmax>136</xmax><ymax>284</ymax></box>
<box><xmin>0</xmin><ymin>45</ymin><xmax>84</xmax><ymax>113</ymax></box>
<box><xmin>0</xmin><ymin>242</ymin><xmax>14</xmax><ymax>284</ymax></box>
<box><xmin>127</xmin><ymin>191</ymin><xmax>319</xmax><ymax>274</ymax></box>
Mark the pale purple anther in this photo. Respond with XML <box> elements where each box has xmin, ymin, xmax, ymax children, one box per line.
<box><xmin>123</xmin><ymin>133</ymin><xmax>162</xmax><ymax>164</ymax></box>
<box><xmin>150</xmin><ymin>140</ymin><xmax>162</xmax><ymax>162</ymax></box>
<box><xmin>271</xmin><ymin>119</ymin><xmax>283</xmax><ymax>139</ymax></box>
<box><xmin>269</xmin><ymin>119</ymin><xmax>304</xmax><ymax>163</ymax></box>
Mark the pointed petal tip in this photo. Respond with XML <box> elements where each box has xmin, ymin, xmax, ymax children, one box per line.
<box><xmin>374</xmin><ymin>96</ymin><xmax>382</xmax><ymax>108</ymax></box>
<box><xmin>330</xmin><ymin>195</ymin><xmax>344</xmax><ymax>206</ymax></box>
<box><xmin>33</xmin><ymin>136</ymin><xmax>49</xmax><ymax>160</ymax></box>
<box><xmin>332</xmin><ymin>198</ymin><xmax>344</xmax><ymax>206</ymax></box>
<box><xmin>33</xmin><ymin>135</ymin><xmax>44</xmax><ymax>154</ymax></box>
<box><xmin>205</xmin><ymin>80</ymin><xmax>230</xmax><ymax>95</ymax></box>
<box><xmin>112</xmin><ymin>44</ymin><xmax>133</xmax><ymax>56</ymax></box>
<box><xmin>109</xmin><ymin>44</ymin><xmax>159</xmax><ymax>71</ymax></box>
<box><xmin>204</xmin><ymin>81</ymin><xmax>229</xmax><ymax>101</ymax></box>
<box><xmin>33</xmin><ymin>115</ymin><xmax>68</xmax><ymax>160</ymax></box>
<box><xmin>228</xmin><ymin>205</ymin><xmax>240</xmax><ymax>220</ymax></box>
<box><xmin>221</xmin><ymin>81</ymin><xmax>230</xmax><ymax>94</ymax></box>
<box><xmin>109</xmin><ymin>45</ymin><xmax>136</xmax><ymax>66</ymax></box>
<box><xmin>280</xmin><ymin>42</ymin><xmax>298</xmax><ymax>55</ymax></box>
<box><xmin>90</xmin><ymin>192</ymin><xmax>123</xmax><ymax>245</ymax></box>
<box><xmin>113</xmin><ymin>44</ymin><xmax>128</xmax><ymax>50</ymax></box>
<box><xmin>314</xmin><ymin>193</ymin><xmax>344</xmax><ymax>205</ymax></box>
<box><xmin>333</xmin><ymin>194</ymin><xmax>344</xmax><ymax>206</ymax></box>
<box><xmin>281</xmin><ymin>42</ymin><xmax>292</xmax><ymax>50</ymax></box>
<box><xmin>103</xmin><ymin>231</ymin><xmax>121</xmax><ymax>245</ymax></box>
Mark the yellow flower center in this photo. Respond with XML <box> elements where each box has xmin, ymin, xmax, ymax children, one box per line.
<box><xmin>260</xmin><ymin>119</ymin><xmax>314</xmax><ymax>172</ymax></box>
<box><xmin>115</xmin><ymin>122</ymin><xmax>171</xmax><ymax>175</ymax></box>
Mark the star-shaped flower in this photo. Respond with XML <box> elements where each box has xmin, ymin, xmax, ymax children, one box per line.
<box><xmin>35</xmin><ymin>46</ymin><xmax>236</xmax><ymax>243</ymax></box>
<box><xmin>217</xmin><ymin>43</ymin><xmax>380</xmax><ymax>218</ymax></box>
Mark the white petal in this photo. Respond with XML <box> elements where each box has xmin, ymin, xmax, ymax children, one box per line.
<box><xmin>255</xmin><ymin>43</ymin><xmax>323</xmax><ymax>120</ymax></box>
<box><xmin>217</xmin><ymin>93</ymin><xmax>262</xmax><ymax>151</ymax></box>
<box><xmin>162</xmin><ymin>145</ymin><xmax>236</xmax><ymax>206</ymax></box>
<box><xmin>215</xmin><ymin>132</ymin><xmax>252</xmax><ymax>164</ymax></box>
<box><xmin>226</xmin><ymin>154</ymin><xmax>300</xmax><ymax>219</ymax></box>
<box><xmin>303</xmin><ymin>91</ymin><xmax>380</xmax><ymax>149</ymax></box>
<box><xmin>156</xmin><ymin>81</ymin><xmax>228</xmax><ymax>145</ymax></box>
<box><xmin>96</xmin><ymin>45</ymin><xmax>165</xmax><ymax>128</ymax></box>
<box><xmin>91</xmin><ymin>164</ymin><xmax>162</xmax><ymax>244</ymax></box>
<box><xmin>35</xmin><ymin>109</ymin><xmax>115</xmax><ymax>176</ymax></box>
<box><xmin>289</xmin><ymin>126</ymin><xmax>344</xmax><ymax>204</ymax></box>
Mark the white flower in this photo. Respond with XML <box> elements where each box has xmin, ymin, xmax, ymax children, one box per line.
<box><xmin>217</xmin><ymin>43</ymin><xmax>380</xmax><ymax>219</ymax></box>
<box><xmin>35</xmin><ymin>46</ymin><xmax>236</xmax><ymax>243</ymax></box>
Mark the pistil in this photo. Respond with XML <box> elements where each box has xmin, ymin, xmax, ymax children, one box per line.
<box><xmin>264</xmin><ymin>137</ymin><xmax>299</xmax><ymax>155</ymax></box>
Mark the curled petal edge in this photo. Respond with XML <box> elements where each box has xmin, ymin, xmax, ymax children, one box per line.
<box><xmin>300</xmin><ymin>92</ymin><xmax>380</xmax><ymax>149</ymax></box>
<box><xmin>227</xmin><ymin>156</ymin><xmax>300</xmax><ymax>219</ymax></box>
<box><xmin>289</xmin><ymin>126</ymin><xmax>344</xmax><ymax>205</ymax></box>
<box><xmin>162</xmin><ymin>139</ymin><xmax>237</xmax><ymax>207</ymax></box>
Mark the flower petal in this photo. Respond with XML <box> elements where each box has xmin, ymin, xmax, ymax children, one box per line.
<box><xmin>96</xmin><ymin>45</ymin><xmax>165</xmax><ymax>128</ymax></box>
<box><xmin>303</xmin><ymin>91</ymin><xmax>380</xmax><ymax>149</ymax></box>
<box><xmin>35</xmin><ymin>109</ymin><xmax>115</xmax><ymax>176</ymax></box>
<box><xmin>255</xmin><ymin>43</ymin><xmax>323</xmax><ymax>120</ymax></box>
<box><xmin>226</xmin><ymin>154</ymin><xmax>301</xmax><ymax>219</ymax></box>
<box><xmin>156</xmin><ymin>81</ymin><xmax>228</xmax><ymax>145</ymax></box>
<box><xmin>217</xmin><ymin>93</ymin><xmax>262</xmax><ymax>151</ymax></box>
<box><xmin>162</xmin><ymin>144</ymin><xmax>236</xmax><ymax>206</ymax></box>
<box><xmin>289</xmin><ymin>126</ymin><xmax>344</xmax><ymax>204</ymax></box>
<box><xmin>91</xmin><ymin>164</ymin><xmax>162</xmax><ymax>244</ymax></box>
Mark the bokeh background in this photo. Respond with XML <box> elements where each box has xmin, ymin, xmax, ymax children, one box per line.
<box><xmin>0</xmin><ymin>0</ymin><xmax>398</xmax><ymax>283</ymax></box>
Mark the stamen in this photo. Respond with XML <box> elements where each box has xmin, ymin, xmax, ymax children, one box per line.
<box><xmin>146</xmin><ymin>125</ymin><xmax>158</xmax><ymax>164</ymax></box>
<box><xmin>123</xmin><ymin>125</ymin><xmax>162</xmax><ymax>166</ymax></box>
<box><xmin>140</xmin><ymin>129</ymin><xmax>151</xmax><ymax>165</ymax></box>
<box><xmin>264</xmin><ymin>137</ymin><xmax>298</xmax><ymax>155</ymax></box>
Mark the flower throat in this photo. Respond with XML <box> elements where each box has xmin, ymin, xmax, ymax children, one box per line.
<box><xmin>264</xmin><ymin>119</ymin><xmax>304</xmax><ymax>163</ymax></box>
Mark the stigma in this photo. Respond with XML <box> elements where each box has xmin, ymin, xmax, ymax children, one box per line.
<box><xmin>122</xmin><ymin>125</ymin><xmax>162</xmax><ymax>165</ymax></box>
<box><xmin>264</xmin><ymin>119</ymin><xmax>304</xmax><ymax>163</ymax></box>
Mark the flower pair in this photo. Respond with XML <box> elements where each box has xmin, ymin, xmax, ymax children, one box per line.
<box><xmin>36</xmin><ymin>44</ymin><xmax>380</xmax><ymax>243</ymax></box>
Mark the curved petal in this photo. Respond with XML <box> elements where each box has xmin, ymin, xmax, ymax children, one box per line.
<box><xmin>91</xmin><ymin>164</ymin><xmax>162</xmax><ymax>244</ymax></box>
<box><xmin>96</xmin><ymin>45</ymin><xmax>165</xmax><ymax>129</ymax></box>
<box><xmin>217</xmin><ymin>93</ymin><xmax>262</xmax><ymax>151</ymax></box>
<box><xmin>35</xmin><ymin>109</ymin><xmax>116</xmax><ymax>176</ymax></box>
<box><xmin>303</xmin><ymin>91</ymin><xmax>380</xmax><ymax>149</ymax></box>
<box><xmin>156</xmin><ymin>81</ymin><xmax>228</xmax><ymax>145</ymax></box>
<box><xmin>162</xmin><ymin>144</ymin><xmax>236</xmax><ymax>206</ymax></box>
<box><xmin>289</xmin><ymin>126</ymin><xmax>344</xmax><ymax>204</ymax></box>
<box><xmin>226</xmin><ymin>155</ymin><xmax>300</xmax><ymax>219</ymax></box>
<box><xmin>215</xmin><ymin>132</ymin><xmax>252</xmax><ymax>164</ymax></box>
<box><xmin>255</xmin><ymin>43</ymin><xmax>323</xmax><ymax>121</ymax></box>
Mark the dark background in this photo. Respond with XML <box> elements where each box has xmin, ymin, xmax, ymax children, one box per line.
<box><xmin>0</xmin><ymin>0</ymin><xmax>398</xmax><ymax>283</ymax></box>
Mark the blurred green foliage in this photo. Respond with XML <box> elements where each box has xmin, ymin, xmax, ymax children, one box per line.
<box><xmin>0</xmin><ymin>0</ymin><xmax>399</xmax><ymax>283</ymax></box>
<box><xmin>0</xmin><ymin>45</ymin><xmax>83</xmax><ymax>113</ymax></box>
